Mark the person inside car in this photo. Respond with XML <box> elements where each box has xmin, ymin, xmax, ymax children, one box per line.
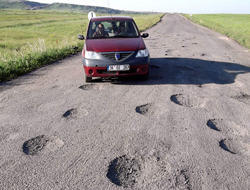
<box><xmin>92</xmin><ymin>23</ymin><xmax>109</xmax><ymax>38</ymax></box>
<box><xmin>118</xmin><ymin>22</ymin><xmax>131</xmax><ymax>36</ymax></box>
<box><xmin>111</xmin><ymin>22</ymin><xmax>118</xmax><ymax>33</ymax></box>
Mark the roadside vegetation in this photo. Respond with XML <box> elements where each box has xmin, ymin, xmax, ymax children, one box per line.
<box><xmin>184</xmin><ymin>14</ymin><xmax>250</xmax><ymax>50</ymax></box>
<box><xmin>0</xmin><ymin>9</ymin><xmax>164</xmax><ymax>82</ymax></box>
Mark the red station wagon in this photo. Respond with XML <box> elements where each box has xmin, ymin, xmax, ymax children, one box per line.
<box><xmin>78</xmin><ymin>15</ymin><xmax>150</xmax><ymax>82</ymax></box>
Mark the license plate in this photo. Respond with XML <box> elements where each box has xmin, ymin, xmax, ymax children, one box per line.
<box><xmin>107</xmin><ymin>65</ymin><xmax>130</xmax><ymax>71</ymax></box>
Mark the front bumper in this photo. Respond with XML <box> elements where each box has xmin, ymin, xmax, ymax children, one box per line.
<box><xmin>82</xmin><ymin>51</ymin><xmax>150</xmax><ymax>77</ymax></box>
<box><xmin>83</xmin><ymin>64</ymin><xmax>149</xmax><ymax>77</ymax></box>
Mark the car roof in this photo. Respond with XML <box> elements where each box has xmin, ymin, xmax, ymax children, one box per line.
<box><xmin>90</xmin><ymin>16</ymin><xmax>133</xmax><ymax>22</ymax></box>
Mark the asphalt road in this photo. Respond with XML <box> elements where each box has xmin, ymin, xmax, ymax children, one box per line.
<box><xmin>1</xmin><ymin>14</ymin><xmax>250</xmax><ymax>189</ymax></box>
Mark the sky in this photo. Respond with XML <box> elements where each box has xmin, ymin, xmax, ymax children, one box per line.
<box><xmin>35</xmin><ymin>0</ymin><xmax>250</xmax><ymax>14</ymax></box>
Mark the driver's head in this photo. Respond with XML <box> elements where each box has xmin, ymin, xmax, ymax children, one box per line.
<box><xmin>98</xmin><ymin>23</ymin><xmax>105</xmax><ymax>31</ymax></box>
<box><xmin>120</xmin><ymin>22</ymin><xmax>126</xmax><ymax>32</ymax></box>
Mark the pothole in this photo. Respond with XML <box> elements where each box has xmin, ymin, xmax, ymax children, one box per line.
<box><xmin>219</xmin><ymin>139</ymin><xmax>250</xmax><ymax>156</ymax></box>
<box><xmin>232</xmin><ymin>93</ymin><xmax>250</xmax><ymax>104</ymax></box>
<box><xmin>136</xmin><ymin>103</ymin><xmax>153</xmax><ymax>115</ymax></box>
<box><xmin>175</xmin><ymin>169</ymin><xmax>192</xmax><ymax>190</ymax></box>
<box><xmin>219</xmin><ymin>139</ymin><xmax>236</xmax><ymax>154</ymax></box>
<box><xmin>207</xmin><ymin>119</ymin><xmax>248</xmax><ymax>136</ymax></box>
<box><xmin>23</xmin><ymin>135</ymin><xmax>64</xmax><ymax>155</ymax></box>
<box><xmin>170</xmin><ymin>94</ymin><xmax>207</xmax><ymax>108</ymax></box>
<box><xmin>79</xmin><ymin>84</ymin><xmax>96</xmax><ymax>90</ymax></box>
<box><xmin>197</xmin><ymin>84</ymin><xmax>202</xmax><ymax>88</ymax></box>
<box><xmin>106</xmin><ymin>155</ymin><xmax>142</xmax><ymax>188</ymax></box>
<box><xmin>23</xmin><ymin>135</ymin><xmax>49</xmax><ymax>155</ymax></box>
<box><xmin>178</xmin><ymin>66</ymin><xmax>194</xmax><ymax>71</ymax></box>
<box><xmin>207</xmin><ymin>119</ymin><xmax>221</xmax><ymax>131</ymax></box>
<box><xmin>150</xmin><ymin>65</ymin><xmax>160</xmax><ymax>69</ymax></box>
<box><xmin>149</xmin><ymin>76</ymin><xmax>164</xmax><ymax>80</ymax></box>
<box><xmin>63</xmin><ymin>107</ymin><xmax>88</xmax><ymax>119</ymax></box>
<box><xmin>63</xmin><ymin>108</ymin><xmax>77</xmax><ymax>118</ymax></box>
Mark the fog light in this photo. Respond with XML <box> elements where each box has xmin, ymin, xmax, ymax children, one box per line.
<box><xmin>89</xmin><ymin>69</ymin><xmax>93</xmax><ymax>75</ymax></box>
<box><xmin>142</xmin><ymin>67</ymin><xmax>147</xmax><ymax>72</ymax></box>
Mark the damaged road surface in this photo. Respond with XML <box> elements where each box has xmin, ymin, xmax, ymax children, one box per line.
<box><xmin>1</xmin><ymin>14</ymin><xmax>250</xmax><ymax>189</ymax></box>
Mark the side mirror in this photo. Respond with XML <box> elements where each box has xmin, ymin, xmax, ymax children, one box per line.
<box><xmin>78</xmin><ymin>35</ymin><xmax>85</xmax><ymax>40</ymax></box>
<box><xmin>141</xmin><ymin>33</ymin><xmax>149</xmax><ymax>38</ymax></box>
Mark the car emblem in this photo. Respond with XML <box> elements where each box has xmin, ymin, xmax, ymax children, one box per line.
<box><xmin>115</xmin><ymin>53</ymin><xmax>120</xmax><ymax>61</ymax></box>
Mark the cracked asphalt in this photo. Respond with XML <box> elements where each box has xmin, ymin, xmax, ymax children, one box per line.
<box><xmin>1</xmin><ymin>14</ymin><xmax>250</xmax><ymax>189</ymax></box>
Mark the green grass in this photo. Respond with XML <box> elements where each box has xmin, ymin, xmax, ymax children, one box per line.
<box><xmin>184</xmin><ymin>14</ymin><xmax>250</xmax><ymax>49</ymax></box>
<box><xmin>133</xmin><ymin>14</ymin><xmax>164</xmax><ymax>32</ymax></box>
<box><xmin>0</xmin><ymin>9</ymin><xmax>164</xmax><ymax>82</ymax></box>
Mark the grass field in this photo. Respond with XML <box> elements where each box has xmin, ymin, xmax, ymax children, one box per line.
<box><xmin>0</xmin><ymin>9</ymin><xmax>164</xmax><ymax>82</ymax></box>
<box><xmin>184</xmin><ymin>14</ymin><xmax>250</xmax><ymax>50</ymax></box>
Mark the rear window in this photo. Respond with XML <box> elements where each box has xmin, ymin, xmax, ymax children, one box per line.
<box><xmin>87</xmin><ymin>20</ymin><xmax>139</xmax><ymax>39</ymax></box>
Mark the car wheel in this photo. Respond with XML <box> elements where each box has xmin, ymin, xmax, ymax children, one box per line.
<box><xmin>85</xmin><ymin>75</ymin><xmax>92</xmax><ymax>82</ymax></box>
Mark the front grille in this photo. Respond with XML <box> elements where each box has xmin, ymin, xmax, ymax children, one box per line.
<box><xmin>119</xmin><ymin>68</ymin><xmax>138</xmax><ymax>74</ymax></box>
<box><xmin>97</xmin><ymin>68</ymin><xmax>138</xmax><ymax>75</ymax></box>
<box><xmin>97</xmin><ymin>70</ymin><xmax>116</xmax><ymax>74</ymax></box>
<box><xmin>101</xmin><ymin>52</ymin><xmax>133</xmax><ymax>62</ymax></box>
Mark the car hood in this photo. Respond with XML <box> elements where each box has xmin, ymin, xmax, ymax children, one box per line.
<box><xmin>85</xmin><ymin>38</ymin><xmax>146</xmax><ymax>52</ymax></box>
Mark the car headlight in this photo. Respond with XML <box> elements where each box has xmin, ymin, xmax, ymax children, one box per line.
<box><xmin>136</xmin><ymin>49</ymin><xmax>149</xmax><ymax>58</ymax></box>
<box><xmin>85</xmin><ymin>51</ymin><xmax>100</xmax><ymax>59</ymax></box>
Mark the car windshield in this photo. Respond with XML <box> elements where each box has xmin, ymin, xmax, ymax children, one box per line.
<box><xmin>87</xmin><ymin>20</ymin><xmax>139</xmax><ymax>39</ymax></box>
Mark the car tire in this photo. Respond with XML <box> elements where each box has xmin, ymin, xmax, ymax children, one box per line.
<box><xmin>85</xmin><ymin>75</ymin><xmax>92</xmax><ymax>82</ymax></box>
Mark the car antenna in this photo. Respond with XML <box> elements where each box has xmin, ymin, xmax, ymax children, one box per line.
<box><xmin>106</xmin><ymin>0</ymin><xmax>113</xmax><ymax>19</ymax></box>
